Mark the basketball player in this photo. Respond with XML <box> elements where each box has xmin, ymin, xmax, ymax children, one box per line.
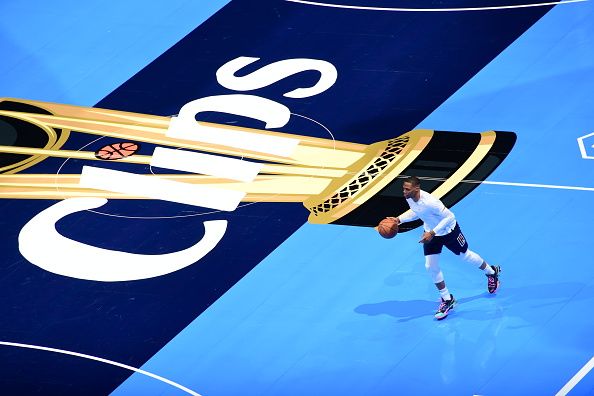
<box><xmin>388</xmin><ymin>176</ymin><xmax>500</xmax><ymax>320</ymax></box>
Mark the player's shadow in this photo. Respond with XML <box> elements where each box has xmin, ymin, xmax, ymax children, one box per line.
<box><xmin>354</xmin><ymin>294</ymin><xmax>485</xmax><ymax>322</ymax></box>
<box><xmin>355</xmin><ymin>282</ymin><xmax>592</xmax><ymax>323</ymax></box>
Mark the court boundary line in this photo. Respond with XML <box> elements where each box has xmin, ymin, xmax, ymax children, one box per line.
<box><xmin>556</xmin><ymin>356</ymin><xmax>594</xmax><ymax>396</ymax></box>
<box><xmin>285</xmin><ymin>0</ymin><xmax>587</xmax><ymax>12</ymax></box>
<box><xmin>0</xmin><ymin>341</ymin><xmax>201</xmax><ymax>396</ymax></box>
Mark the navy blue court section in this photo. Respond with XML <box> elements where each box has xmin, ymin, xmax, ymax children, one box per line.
<box><xmin>1</xmin><ymin>0</ymin><xmax>594</xmax><ymax>395</ymax></box>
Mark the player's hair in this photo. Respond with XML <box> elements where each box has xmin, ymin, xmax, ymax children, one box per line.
<box><xmin>404</xmin><ymin>175</ymin><xmax>421</xmax><ymax>187</ymax></box>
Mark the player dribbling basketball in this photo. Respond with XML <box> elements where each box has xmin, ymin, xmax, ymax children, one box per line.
<box><xmin>387</xmin><ymin>176</ymin><xmax>501</xmax><ymax>320</ymax></box>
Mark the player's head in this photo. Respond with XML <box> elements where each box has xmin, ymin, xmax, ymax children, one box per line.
<box><xmin>402</xmin><ymin>176</ymin><xmax>421</xmax><ymax>200</ymax></box>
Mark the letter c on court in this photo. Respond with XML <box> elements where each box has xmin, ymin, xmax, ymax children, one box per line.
<box><xmin>18</xmin><ymin>198</ymin><xmax>227</xmax><ymax>282</ymax></box>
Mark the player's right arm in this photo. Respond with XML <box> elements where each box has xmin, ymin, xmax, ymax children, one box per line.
<box><xmin>388</xmin><ymin>209</ymin><xmax>418</xmax><ymax>225</ymax></box>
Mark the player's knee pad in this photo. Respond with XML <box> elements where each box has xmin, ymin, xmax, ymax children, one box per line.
<box><xmin>462</xmin><ymin>249</ymin><xmax>483</xmax><ymax>266</ymax></box>
<box><xmin>425</xmin><ymin>254</ymin><xmax>444</xmax><ymax>283</ymax></box>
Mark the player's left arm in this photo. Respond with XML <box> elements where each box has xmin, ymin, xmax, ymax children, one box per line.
<box><xmin>419</xmin><ymin>200</ymin><xmax>454</xmax><ymax>243</ymax></box>
<box><xmin>432</xmin><ymin>205</ymin><xmax>455</xmax><ymax>236</ymax></box>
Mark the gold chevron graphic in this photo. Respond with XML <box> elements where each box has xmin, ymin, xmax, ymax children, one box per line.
<box><xmin>0</xmin><ymin>98</ymin><xmax>514</xmax><ymax>226</ymax></box>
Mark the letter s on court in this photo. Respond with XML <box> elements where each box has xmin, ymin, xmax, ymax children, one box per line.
<box><xmin>216</xmin><ymin>56</ymin><xmax>338</xmax><ymax>99</ymax></box>
<box><xmin>18</xmin><ymin>198</ymin><xmax>227</xmax><ymax>282</ymax></box>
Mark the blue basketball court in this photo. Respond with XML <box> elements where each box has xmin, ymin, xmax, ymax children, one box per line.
<box><xmin>1</xmin><ymin>1</ymin><xmax>593</xmax><ymax>395</ymax></box>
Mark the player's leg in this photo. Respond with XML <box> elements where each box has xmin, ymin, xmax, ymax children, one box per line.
<box><xmin>425</xmin><ymin>254</ymin><xmax>450</xmax><ymax>299</ymax></box>
<box><xmin>424</xmin><ymin>241</ymin><xmax>456</xmax><ymax>319</ymax></box>
<box><xmin>445</xmin><ymin>223</ymin><xmax>501</xmax><ymax>293</ymax></box>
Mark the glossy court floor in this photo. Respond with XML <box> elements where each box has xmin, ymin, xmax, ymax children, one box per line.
<box><xmin>1</xmin><ymin>1</ymin><xmax>594</xmax><ymax>395</ymax></box>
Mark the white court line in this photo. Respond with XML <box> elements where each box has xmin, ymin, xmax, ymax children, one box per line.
<box><xmin>481</xmin><ymin>180</ymin><xmax>594</xmax><ymax>192</ymax></box>
<box><xmin>285</xmin><ymin>0</ymin><xmax>587</xmax><ymax>12</ymax></box>
<box><xmin>409</xmin><ymin>176</ymin><xmax>594</xmax><ymax>192</ymax></box>
<box><xmin>0</xmin><ymin>341</ymin><xmax>201</xmax><ymax>396</ymax></box>
<box><xmin>556</xmin><ymin>356</ymin><xmax>594</xmax><ymax>396</ymax></box>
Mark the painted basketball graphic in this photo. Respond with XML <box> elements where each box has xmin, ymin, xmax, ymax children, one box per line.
<box><xmin>94</xmin><ymin>142</ymin><xmax>140</xmax><ymax>160</ymax></box>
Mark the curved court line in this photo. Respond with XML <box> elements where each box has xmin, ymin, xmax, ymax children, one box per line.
<box><xmin>285</xmin><ymin>0</ymin><xmax>587</xmax><ymax>12</ymax></box>
<box><xmin>0</xmin><ymin>341</ymin><xmax>201</xmax><ymax>396</ymax></box>
<box><xmin>55</xmin><ymin>135</ymin><xmax>105</xmax><ymax>200</ymax></box>
<box><xmin>291</xmin><ymin>112</ymin><xmax>337</xmax><ymax>149</ymax></box>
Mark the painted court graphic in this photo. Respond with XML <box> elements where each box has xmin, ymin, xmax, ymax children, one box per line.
<box><xmin>1</xmin><ymin>0</ymin><xmax>594</xmax><ymax>395</ymax></box>
<box><xmin>1</xmin><ymin>94</ymin><xmax>514</xmax><ymax>283</ymax></box>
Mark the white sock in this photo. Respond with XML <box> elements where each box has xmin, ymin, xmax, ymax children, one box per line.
<box><xmin>439</xmin><ymin>287</ymin><xmax>451</xmax><ymax>301</ymax></box>
<box><xmin>483</xmin><ymin>263</ymin><xmax>495</xmax><ymax>275</ymax></box>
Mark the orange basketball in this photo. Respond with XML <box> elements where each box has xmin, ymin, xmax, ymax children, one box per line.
<box><xmin>95</xmin><ymin>142</ymin><xmax>140</xmax><ymax>160</ymax></box>
<box><xmin>377</xmin><ymin>218</ymin><xmax>398</xmax><ymax>239</ymax></box>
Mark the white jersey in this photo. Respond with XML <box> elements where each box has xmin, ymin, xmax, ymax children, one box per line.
<box><xmin>399</xmin><ymin>190</ymin><xmax>456</xmax><ymax>236</ymax></box>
